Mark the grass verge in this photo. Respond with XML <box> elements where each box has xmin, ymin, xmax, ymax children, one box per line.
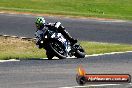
<box><xmin>0</xmin><ymin>0</ymin><xmax>132</xmax><ymax>20</ymax></box>
<box><xmin>0</xmin><ymin>36</ymin><xmax>132</xmax><ymax>60</ymax></box>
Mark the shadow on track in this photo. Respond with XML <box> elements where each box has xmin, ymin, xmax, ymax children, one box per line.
<box><xmin>16</xmin><ymin>57</ymin><xmax>80</xmax><ymax>61</ymax></box>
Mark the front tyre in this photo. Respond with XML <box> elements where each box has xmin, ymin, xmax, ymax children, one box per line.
<box><xmin>46</xmin><ymin>51</ymin><xmax>54</xmax><ymax>60</ymax></box>
<box><xmin>49</xmin><ymin>41</ymin><xmax>67</xmax><ymax>59</ymax></box>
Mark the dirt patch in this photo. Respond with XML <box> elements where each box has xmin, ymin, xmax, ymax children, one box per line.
<box><xmin>0</xmin><ymin>10</ymin><xmax>123</xmax><ymax>21</ymax></box>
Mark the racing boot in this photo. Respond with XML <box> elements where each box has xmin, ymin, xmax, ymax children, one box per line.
<box><xmin>69</xmin><ymin>38</ymin><xmax>77</xmax><ymax>45</ymax></box>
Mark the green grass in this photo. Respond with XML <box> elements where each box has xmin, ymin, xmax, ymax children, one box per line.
<box><xmin>0</xmin><ymin>0</ymin><xmax>132</xmax><ymax>20</ymax></box>
<box><xmin>1</xmin><ymin>36</ymin><xmax>132</xmax><ymax>60</ymax></box>
<box><xmin>0</xmin><ymin>37</ymin><xmax>46</xmax><ymax>60</ymax></box>
<box><xmin>80</xmin><ymin>41</ymin><xmax>132</xmax><ymax>55</ymax></box>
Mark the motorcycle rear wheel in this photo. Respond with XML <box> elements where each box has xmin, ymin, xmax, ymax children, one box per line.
<box><xmin>75</xmin><ymin>50</ymin><xmax>85</xmax><ymax>58</ymax></box>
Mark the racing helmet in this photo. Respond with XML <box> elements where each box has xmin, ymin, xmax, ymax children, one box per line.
<box><xmin>35</xmin><ymin>17</ymin><xmax>45</xmax><ymax>30</ymax></box>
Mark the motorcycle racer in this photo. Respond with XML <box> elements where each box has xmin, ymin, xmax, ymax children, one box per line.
<box><xmin>35</xmin><ymin>17</ymin><xmax>77</xmax><ymax>49</ymax></box>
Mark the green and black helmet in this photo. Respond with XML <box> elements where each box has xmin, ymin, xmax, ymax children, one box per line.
<box><xmin>35</xmin><ymin>17</ymin><xmax>45</xmax><ymax>30</ymax></box>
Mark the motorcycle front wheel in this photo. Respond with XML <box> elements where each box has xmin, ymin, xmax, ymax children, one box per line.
<box><xmin>49</xmin><ymin>41</ymin><xmax>67</xmax><ymax>59</ymax></box>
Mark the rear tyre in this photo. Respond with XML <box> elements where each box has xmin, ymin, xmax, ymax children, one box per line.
<box><xmin>75</xmin><ymin>50</ymin><xmax>85</xmax><ymax>58</ymax></box>
<box><xmin>73</xmin><ymin>44</ymin><xmax>85</xmax><ymax>58</ymax></box>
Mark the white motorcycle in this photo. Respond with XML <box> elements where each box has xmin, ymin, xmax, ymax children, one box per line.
<box><xmin>41</xmin><ymin>22</ymin><xmax>86</xmax><ymax>59</ymax></box>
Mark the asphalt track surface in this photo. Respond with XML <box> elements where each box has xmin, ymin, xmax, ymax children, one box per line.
<box><xmin>0</xmin><ymin>53</ymin><xmax>132</xmax><ymax>88</ymax></box>
<box><xmin>0</xmin><ymin>13</ymin><xmax>132</xmax><ymax>44</ymax></box>
<box><xmin>0</xmin><ymin>13</ymin><xmax>132</xmax><ymax>88</ymax></box>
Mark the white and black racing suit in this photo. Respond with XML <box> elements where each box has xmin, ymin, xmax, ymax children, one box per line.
<box><xmin>35</xmin><ymin>22</ymin><xmax>77</xmax><ymax>49</ymax></box>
